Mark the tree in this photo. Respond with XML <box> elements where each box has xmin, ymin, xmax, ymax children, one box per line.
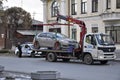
<box><xmin>5</xmin><ymin>7</ymin><xmax>32</xmax><ymax>45</ymax></box>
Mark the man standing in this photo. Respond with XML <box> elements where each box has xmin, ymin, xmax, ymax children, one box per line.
<box><xmin>17</xmin><ymin>42</ymin><xmax>22</xmax><ymax>57</ymax></box>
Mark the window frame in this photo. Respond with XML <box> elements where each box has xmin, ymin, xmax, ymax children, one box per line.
<box><xmin>92</xmin><ymin>27</ymin><xmax>98</xmax><ymax>33</ymax></box>
<box><xmin>106</xmin><ymin>0</ymin><xmax>111</xmax><ymax>9</ymax></box>
<box><xmin>116</xmin><ymin>0</ymin><xmax>120</xmax><ymax>8</ymax></box>
<box><xmin>92</xmin><ymin>0</ymin><xmax>98</xmax><ymax>13</ymax></box>
<box><xmin>72</xmin><ymin>28</ymin><xmax>77</xmax><ymax>40</ymax></box>
<box><xmin>51</xmin><ymin>1</ymin><xmax>59</xmax><ymax>17</ymax></box>
<box><xmin>71</xmin><ymin>0</ymin><xmax>77</xmax><ymax>15</ymax></box>
<box><xmin>81</xmin><ymin>0</ymin><xmax>87</xmax><ymax>14</ymax></box>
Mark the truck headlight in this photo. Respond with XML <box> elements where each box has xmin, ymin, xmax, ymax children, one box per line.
<box><xmin>98</xmin><ymin>50</ymin><xmax>104</xmax><ymax>59</ymax></box>
<box><xmin>99</xmin><ymin>55</ymin><xmax>104</xmax><ymax>59</ymax></box>
<box><xmin>98</xmin><ymin>50</ymin><xmax>103</xmax><ymax>54</ymax></box>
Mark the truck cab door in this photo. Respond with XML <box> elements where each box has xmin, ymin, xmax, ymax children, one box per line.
<box><xmin>83</xmin><ymin>35</ymin><xmax>98</xmax><ymax>58</ymax></box>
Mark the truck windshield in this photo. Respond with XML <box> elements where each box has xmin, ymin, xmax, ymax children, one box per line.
<box><xmin>96</xmin><ymin>34</ymin><xmax>115</xmax><ymax>45</ymax></box>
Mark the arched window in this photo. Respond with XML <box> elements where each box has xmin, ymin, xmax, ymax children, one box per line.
<box><xmin>51</xmin><ymin>1</ymin><xmax>59</xmax><ymax>17</ymax></box>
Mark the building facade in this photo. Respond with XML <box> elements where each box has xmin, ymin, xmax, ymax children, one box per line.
<box><xmin>41</xmin><ymin>0</ymin><xmax>120</xmax><ymax>44</ymax></box>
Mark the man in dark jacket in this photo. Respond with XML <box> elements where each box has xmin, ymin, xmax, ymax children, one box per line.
<box><xmin>17</xmin><ymin>42</ymin><xmax>22</xmax><ymax>58</ymax></box>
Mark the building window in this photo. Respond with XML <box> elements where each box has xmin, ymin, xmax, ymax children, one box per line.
<box><xmin>92</xmin><ymin>27</ymin><xmax>98</xmax><ymax>33</ymax></box>
<box><xmin>72</xmin><ymin>28</ymin><xmax>76</xmax><ymax>40</ymax></box>
<box><xmin>81</xmin><ymin>0</ymin><xmax>87</xmax><ymax>14</ymax></box>
<box><xmin>106</xmin><ymin>0</ymin><xmax>111</xmax><ymax>9</ymax></box>
<box><xmin>92</xmin><ymin>0</ymin><xmax>98</xmax><ymax>12</ymax></box>
<box><xmin>116</xmin><ymin>0</ymin><xmax>120</xmax><ymax>8</ymax></box>
<box><xmin>105</xmin><ymin>26</ymin><xmax>120</xmax><ymax>43</ymax></box>
<box><xmin>49</xmin><ymin>28</ymin><xmax>61</xmax><ymax>33</ymax></box>
<box><xmin>71</xmin><ymin>0</ymin><xmax>77</xmax><ymax>15</ymax></box>
<box><xmin>51</xmin><ymin>1</ymin><xmax>59</xmax><ymax>17</ymax></box>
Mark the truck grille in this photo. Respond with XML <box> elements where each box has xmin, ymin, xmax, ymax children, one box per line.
<box><xmin>98</xmin><ymin>47</ymin><xmax>116</xmax><ymax>52</ymax></box>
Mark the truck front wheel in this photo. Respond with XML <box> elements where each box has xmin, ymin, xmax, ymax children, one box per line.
<box><xmin>83</xmin><ymin>54</ymin><xmax>93</xmax><ymax>65</ymax></box>
<box><xmin>47</xmin><ymin>53</ymin><xmax>57</xmax><ymax>62</ymax></box>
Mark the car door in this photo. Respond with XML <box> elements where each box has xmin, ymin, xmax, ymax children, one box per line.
<box><xmin>37</xmin><ymin>33</ymin><xmax>47</xmax><ymax>47</ymax></box>
<box><xmin>46</xmin><ymin>33</ymin><xmax>56</xmax><ymax>47</ymax></box>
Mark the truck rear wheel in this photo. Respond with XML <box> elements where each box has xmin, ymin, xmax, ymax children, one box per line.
<box><xmin>47</xmin><ymin>53</ymin><xmax>57</xmax><ymax>62</ymax></box>
<box><xmin>100</xmin><ymin>60</ymin><xmax>108</xmax><ymax>64</ymax></box>
<box><xmin>83</xmin><ymin>54</ymin><xmax>93</xmax><ymax>65</ymax></box>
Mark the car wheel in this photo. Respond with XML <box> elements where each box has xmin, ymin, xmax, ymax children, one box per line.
<box><xmin>54</xmin><ymin>42</ymin><xmax>61</xmax><ymax>50</ymax></box>
<box><xmin>83</xmin><ymin>54</ymin><xmax>93</xmax><ymax>65</ymax></box>
<box><xmin>34</xmin><ymin>41</ymin><xmax>40</xmax><ymax>49</ymax></box>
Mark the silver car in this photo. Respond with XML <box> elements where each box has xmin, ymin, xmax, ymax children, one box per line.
<box><xmin>15</xmin><ymin>42</ymin><xmax>41</xmax><ymax>57</ymax></box>
<box><xmin>33</xmin><ymin>32</ymin><xmax>79</xmax><ymax>51</ymax></box>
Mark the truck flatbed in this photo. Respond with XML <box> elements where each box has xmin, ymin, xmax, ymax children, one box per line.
<box><xmin>32</xmin><ymin>49</ymin><xmax>77</xmax><ymax>61</ymax></box>
<box><xmin>32</xmin><ymin>49</ymin><xmax>73</xmax><ymax>53</ymax></box>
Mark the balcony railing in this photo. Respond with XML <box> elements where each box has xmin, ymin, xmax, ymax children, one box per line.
<box><xmin>101</xmin><ymin>12</ymin><xmax>120</xmax><ymax>21</ymax></box>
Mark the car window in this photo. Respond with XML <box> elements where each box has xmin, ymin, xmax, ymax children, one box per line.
<box><xmin>38</xmin><ymin>33</ymin><xmax>47</xmax><ymax>37</ymax></box>
<box><xmin>56</xmin><ymin>33</ymin><xmax>68</xmax><ymax>39</ymax></box>
<box><xmin>47</xmin><ymin>33</ymin><xmax>54</xmax><ymax>38</ymax></box>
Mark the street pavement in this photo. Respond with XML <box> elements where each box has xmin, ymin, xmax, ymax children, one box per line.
<box><xmin>115</xmin><ymin>49</ymin><xmax>120</xmax><ymax>61</ymax></box>
<box><xmin>0</xmin><ymin>49</ymin><xmax>119</xmax><ymax>80</ymax></box>
<box><xmin>0</xmin><ymin>56</ymin><xmax>120</xmax><ymax>80</ymax></box>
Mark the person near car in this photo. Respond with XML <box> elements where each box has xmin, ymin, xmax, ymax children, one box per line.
<box><xmin>17</xmin><ymin>42</ymin><xmax>22</xmax><ymax>57</ymax></box>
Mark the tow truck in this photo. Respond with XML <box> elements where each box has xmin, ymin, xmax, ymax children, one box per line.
<box><xmin>32</xmin><ymin>14</ymin><xmax>116</xmax><ymax>64</ymax></box>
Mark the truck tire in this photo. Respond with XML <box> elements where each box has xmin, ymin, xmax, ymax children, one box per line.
<box><xmin>47</xmin><ymin>53</ymin><xmax>57</xmax><ymax>62</ymax></box>
<box><xmin>83</xmin><ymin>54</ymin><xmax>93</xmax><ymax>65</ymax></box>
<box><xmin>100</xmin><ymin>60</ymin><xmax>108</xmax><ymax>64</ymax></box>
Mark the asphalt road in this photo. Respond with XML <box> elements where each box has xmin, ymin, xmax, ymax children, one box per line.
<box><xmin>0</xmin><ymin>56</ymin><xmax>120</xmax><ymax>80</ymax></box>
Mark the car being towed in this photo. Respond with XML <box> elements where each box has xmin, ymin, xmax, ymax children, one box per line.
<box><xmin>33</xmin><ymin>32</ymin><xmax>79</xmax><ymax>51</ymax></box>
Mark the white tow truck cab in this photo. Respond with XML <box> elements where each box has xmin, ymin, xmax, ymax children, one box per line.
<box><xmin>83</xmin><ymin>33</ymin><xmax>116</xmax><ymax>64</ymax></box>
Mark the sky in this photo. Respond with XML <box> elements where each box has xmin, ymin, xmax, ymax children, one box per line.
<box><xmin>3</xmin><ymin>0</ymin><xmax>43</xmax><ymax>21</ymax></box>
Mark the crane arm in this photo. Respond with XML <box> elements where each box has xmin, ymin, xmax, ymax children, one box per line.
<box><xmin>57</xmin><ymin>14</ymin><xmax>87</xmax><ymax>49</ymax></box>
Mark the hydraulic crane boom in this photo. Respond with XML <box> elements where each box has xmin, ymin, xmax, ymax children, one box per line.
<box><xmin>57</xmin><ymin>14</ymin><xmax>87</xmax><ymax>49</ymax></box>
